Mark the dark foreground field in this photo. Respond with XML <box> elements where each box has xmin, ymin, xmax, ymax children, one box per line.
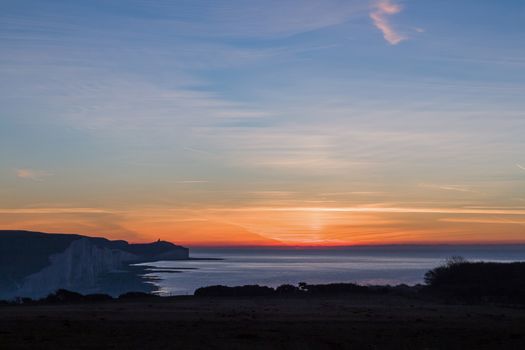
<box><xmin>1</xmin><ymin>295</ymin><xmax>525</xmax><ymax>350</ymax></box>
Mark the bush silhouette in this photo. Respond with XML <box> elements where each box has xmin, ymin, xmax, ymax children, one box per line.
<box><xmin>44</xmin><ymin>289</ymin><xmax>84</xmax><ymax>303</ymax></box>
<box><xmin>298</xmin><ymin>283</ymin><xmax>371</xmax><ymax>295</ymax></box>
<box><xmin>194</xmin><ymin>283</ymin><xmax>385</xmax><ymax>297</ymax></box>
<box><xmin>424</xmin><ymin>259</ymin><xmax>525</xmax><ymax>302</ymax></box>
<box><xmin>118</xmin><ymin>291</ymin><xmax>160</xmax><ymax>300</ymax></box>
<box><xmin>84</xmin><ymin>293</ymin><xmax>113</xmax><ymax>302</ymax></box>
<box><xmin>194</xmin><ymin>285</ymin><xmax>274</xmax><ymax>297</ymax></box>
<box><xmin>275</xmin><ymin>284</ymin><xmax>302</xmax><ymax>295</ymax></box>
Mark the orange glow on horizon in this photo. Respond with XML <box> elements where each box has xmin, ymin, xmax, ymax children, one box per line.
<box><xmin>2</xmin><ymin>205</ymin><xmax>525</xmax><ymax>247</ymax></box>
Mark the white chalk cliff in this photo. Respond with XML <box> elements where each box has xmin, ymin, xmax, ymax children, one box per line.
<box><xmin>0</xmin><ymin>230</ymin><xmax>189</xmax><ymax>299</ymax></box>
<box><xmin>19</xmin><ymin>238</ymin><xmax>138</xmax><ymax>298</ymax></box>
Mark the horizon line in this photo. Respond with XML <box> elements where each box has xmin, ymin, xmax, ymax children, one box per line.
<box><xmin>4</xmin><ymin>230</ymin><xmax>525</xmax><ymax>249</ymax></box>
<box><xmin>184</xmin><ymin>242</ymin><xmax>525</xmax><ymax>249</ymax></box>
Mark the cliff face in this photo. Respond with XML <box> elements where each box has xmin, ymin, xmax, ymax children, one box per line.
<box><xmin>0</xmin><ymin>231</ymin><xmax>189</xmax><ymax>299</ymax></box>
<box><xmin>17</xmin><ymin>238</ymin><xmax>137</xmax><ymax>298</ymax></box>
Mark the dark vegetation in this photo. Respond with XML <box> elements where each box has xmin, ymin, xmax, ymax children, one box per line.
<box><xmin>1</xmin><ymin>283</ymin><xmax>413</xmax><ymax>305</ymax></box>
<box><xmin>193</xmin><ymin>282</ymin><xmax>411</xmax><ymax>297</ymax></box>
<box><xmin>195</xmin><ymin>257</ymin><xmax>525</xmax><ymax>303</ymax></box>
<box><xmin>2</xmin><ymin>289</ymin><xmax>160</xmax><ymax>305</ymax></box>
<box><xmin>3</xmin><ymin>258</ymin><xmax>525</xmax><ymax>305</ymax></box>
<box><xmin>424</xmin><ymin>256</ymin><xmax>525</xmax><ymax>303</ymax></box>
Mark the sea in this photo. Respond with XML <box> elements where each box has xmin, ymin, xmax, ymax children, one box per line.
<box><xmin>138</xmin><ymin>245</ymin><xmax>525</xmax><ymax>296</ymax></box>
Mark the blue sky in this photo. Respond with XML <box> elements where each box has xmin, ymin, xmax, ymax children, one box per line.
<box><xmin>1</xmin><ymin>0</ymin><xmax>524</xmax><ymax>244</ymax></box>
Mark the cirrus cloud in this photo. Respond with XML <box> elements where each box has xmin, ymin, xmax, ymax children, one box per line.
<box><xmin>369</xmin><ymin>0</ymin><xmax>406</xmax><ymax>45</ymax></box>
<box><xmin>15</xmin><ymin>168</ymin><xmax>53</xmax><ymax>181</ymax></box>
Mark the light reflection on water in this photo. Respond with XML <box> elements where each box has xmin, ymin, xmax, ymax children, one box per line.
<box><xmin>138</xmin><ymin>247</ymin><xmax>525</xmax><ymax>296</ymax></box>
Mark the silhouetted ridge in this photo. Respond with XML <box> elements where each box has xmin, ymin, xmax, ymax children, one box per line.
<box><xmin>122</xmin><ymin>240</ymin><xmax>187</xmax><ymax>260</ymax></box>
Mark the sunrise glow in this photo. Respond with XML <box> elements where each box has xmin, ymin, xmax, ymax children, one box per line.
<box><xmin>1</xmin><ymin>1</ymin><xmax>524</xmax><ymax>246</ymax></box>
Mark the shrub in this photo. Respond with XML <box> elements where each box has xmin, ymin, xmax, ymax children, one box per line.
<box><xmin>44</xmin><ymin>289</ymin><xmax>84</xmax><ymax>303</ymax></box>
<box><xmin>424</xmin><ymin>259</ymin><xmax>525</xmax><ymax>302</ymax></box>
<box><xmin>275</xmin><ymin>284</ymin><xmax>302</xmax><ymax>295</ymax></box>
<box><xmin>194</xmin><ymin>285</ymin><xmax>275</xmax><ymax>297</ymax></box>
<box><xmin>118</xmin><ymin>292</ymin><xmax>159</xmax><ymax>300</ymax></box>
<box><xmin>298</xmin><ymin>283</ymin><xmax>370</xmax><ymax>295</ymax></box>
<box><xmin>84</xmin><ymin>293</ymin><xmax>113</xmax><ymax>302</ymax></box>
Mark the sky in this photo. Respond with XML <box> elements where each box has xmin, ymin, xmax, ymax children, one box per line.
<box><xmin>1</xmin><ymin>0</ymin><xmax>524</xmax><ymax>246</ymax></box>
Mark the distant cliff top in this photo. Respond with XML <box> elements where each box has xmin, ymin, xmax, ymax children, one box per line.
<box><xmin>0</xmin><ymin>230</ymin><xmax>188</xmax><ymax>256</ymax></box>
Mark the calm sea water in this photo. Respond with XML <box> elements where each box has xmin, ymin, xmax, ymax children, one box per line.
<box><xmin>139</xmin><ymin>246</ymin><xmax>525</xmax><ymax>296</ymax></box>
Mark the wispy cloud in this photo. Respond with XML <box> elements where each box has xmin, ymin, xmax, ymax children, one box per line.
<box><xmin>176</xmin><ymin>180</ymin><xmax>210</xmax><ymax>184</ymax></box>
<box><xmin>418</xmin><ymin>183</ymin><xmax>478</xmax><ymax>193</ymax></box>
<box><xmin>15</xmin><ymin>168</ymin><xmax>52</xmax><ymax>181</ymax></box>
<box><xmin>211</xmin><ymin>206</ymin><xmax>525</xmax><ymax>216</ymax></box>
<box><xmin>369</xmin><ymin>0</ymin><xmax>406</xmax><ymax>45</ymax></box>
<box><xmin>247</xmin><ymin>191</ymin><xmax>296</xmax><ymax>197</ymax></box>
<box><xmin>517</xmin><ymin>164</ymin><xmax>525</xmax><ymax>171</ymax></box>
<box><xmin>183</xmin><ymin>147</ymin><xmax>215</xmax><ymax>156</ymax></box>
<box><xmin>440</xmin><ymin>217</ymin><xmax>525</xmax><ymax>226</ymax></box>
<box><xmin>0</xmin><ymin>207</ymin><xmax>113</xmax><ymax>214</ymax></box>
<box><xmin>166</xmin><ymin>0</ymin><xmax>364</xmax><ymax>38</ymax></box>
